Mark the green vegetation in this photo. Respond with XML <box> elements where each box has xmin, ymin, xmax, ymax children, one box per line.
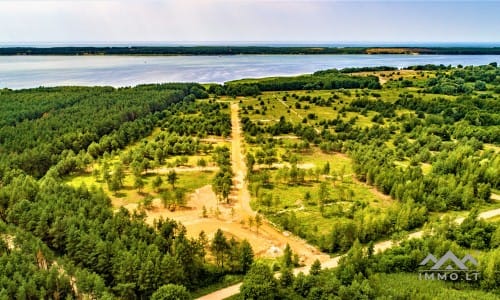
<box><xmin>209</xmin><ymin>69</ymin><xmax>380</xmax><ymax>96</ymax></box>
<box><xmin>1</xmin><ymin>63</ymin><xmax>499</xmax><ymax>299</ymax></box>
<box><xmin>0</xmin><ymin>83</ymin><xmax>208</xmax><ymax>178</ymax></box>
<box><xmin>240</xmin><ymin>64</ymin><xmax>499</xmax><ymax>256</ymax></box>
<box><xmin>0</xmin><ymin>84</ymin><xmax>249</xmax><ymax>299</ymax></box>
<box><xmin>238</xmin><ymin>210</ymin><xmax>500</xmax><ymax>299</ymax></box>
<box><xmin>61</xmin><ymin>94</ymin><xmax>231</xmax><ymax>210</ymax></box>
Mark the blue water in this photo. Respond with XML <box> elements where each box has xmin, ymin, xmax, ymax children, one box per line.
<box><xmin>1</xmin><ymin>54</ymin><xmax>499</xmax><ymax>89</ymax></box>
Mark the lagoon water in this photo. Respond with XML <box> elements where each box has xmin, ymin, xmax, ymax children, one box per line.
<box><xmin>1</xmin><ymin>54</ymin><xmax>499</xmax><ymax>89</ymax></box>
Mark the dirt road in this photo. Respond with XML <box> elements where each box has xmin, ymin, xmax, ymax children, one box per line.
<box><xmin>229</xmin><ymin>103</ymin><xmax>330</xmax><ymax>263</ymax></box>
<box><xmin>197</xmin><ymin>207</ymin><xmax>500</xmax><ymax>300</ymax></box>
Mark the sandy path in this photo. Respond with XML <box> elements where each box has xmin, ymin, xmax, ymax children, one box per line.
<box><xmin>197</xmin><ymin>207</ymin><xmax>500</xmax><ymax>300</ymax></box>
<box><xmin>153</xmin><ymin>166</ymin><xmax>219</xmax><ymax>173</ymax></box>
<box><xmin>275</xmin><ymin>97</ymin><xmax>320</xmax><ymax>134</ymax></box>
<box><xmin>229</xmin><ymin>103</ymin><xmax>329</xmax><ymax>263</ymax></box>
<box><xmin>195</xmin><ymin>104</ymin><xmax>329</xmax><ymax>300</ymax></box>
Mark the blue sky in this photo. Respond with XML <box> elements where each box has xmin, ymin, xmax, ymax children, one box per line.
<box><xmin>0</xmin><ymin>0</ymin><xmax>499</xmax><ymax>44</ymax></box>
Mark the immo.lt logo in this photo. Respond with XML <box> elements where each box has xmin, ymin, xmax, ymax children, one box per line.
<box><xmin>419</xmin><ymin>250</ymin><xmax>480</xmax><ymax>281</ymax></box>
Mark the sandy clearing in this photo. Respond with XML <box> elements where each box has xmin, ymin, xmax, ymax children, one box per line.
<box><xmin>117</xmin><ymin>103</ymin><xmax>328</xmax><ymax>264</ymax></box>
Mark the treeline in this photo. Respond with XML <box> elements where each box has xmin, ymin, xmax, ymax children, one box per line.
<box><xmin>2</xmin><ymin>46</ymin><xmax>500</xmax><ymax>56</ymax></box>
<box><xmin>340</xmin><ymin>66</ymin><xmax>398</xmax><ymax>73</ymax></box>
<box><xmin>0</xmin><ymin>83</ymin><xmax>207</xmax><ymax>178</ymax></box>
<box><xmin>272</xmin><ymin>199</ymin><xmax>427</xmax><ymax>253</ymax></box>
<box><xmin>209</xmin><ymin>71</ymin><xmax>380</xmax><ymax>96</ymax></box>
<box><xmin>0</xmin><ymin>46</ymin><xmax>366</xmax><ymax>56</ymax></box>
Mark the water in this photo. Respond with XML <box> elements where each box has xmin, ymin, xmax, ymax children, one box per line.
<box><xmin>1</xmin><ymin>54</ymin><xmax>499</xmax><ymax>89</ymax></box>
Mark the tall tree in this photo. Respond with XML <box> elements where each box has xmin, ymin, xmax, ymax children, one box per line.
<box><xmin>211</xmin><ymin>229</ymin><xmax>229</xmax><ymax>269</ymax></box>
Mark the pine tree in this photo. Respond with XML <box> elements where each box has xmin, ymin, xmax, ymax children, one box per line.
<box><xmin>239</xmin><ymin>239</ymin><xmax>254</xmax><ymax>273</ymax></box>
<box><xmin>211</xmin><ymin>229</ymin><xmax>229</xmax><ymax>269</ymax></box>
<box><xmin>310</xmin><ymin>259</ymin><xmax>321</xmax><ymax>276</ymax></box>
<box><xmin>282</xmin><ymin>243</ymin><xmax>293</xmax><ymax>268</ymax></box>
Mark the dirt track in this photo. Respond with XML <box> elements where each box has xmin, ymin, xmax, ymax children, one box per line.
<box><xmin>197</xmin><ymin>207</ymin><xmax>500</xmax><ymax>300</ymax></box>
<box><xmin>228</xmin><ymin>102</ymin><xmax>330</xmax><ymax>263</ymax></box>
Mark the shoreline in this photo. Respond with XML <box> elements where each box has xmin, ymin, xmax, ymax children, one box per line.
<box><xmin>1</xmin><ymin>46</ymin><xmax>500</xmax><ymax>56</ymax></box>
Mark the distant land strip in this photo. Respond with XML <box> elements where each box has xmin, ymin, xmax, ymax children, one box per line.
<box><xmin>1</xmin><ymin>46</ymin><xmax>500</xmax><ymax>56</ymax></box>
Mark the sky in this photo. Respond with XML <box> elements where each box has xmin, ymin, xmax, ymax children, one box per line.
<box><xmin>0</xmin><ymin>0</ymin><xmax>499</xmax><ymax>44</ymax></box>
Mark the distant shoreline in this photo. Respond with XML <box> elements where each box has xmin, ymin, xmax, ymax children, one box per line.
<box><xmin>1</xmin><ymin>46</ymin><xmax>500</xmax><ymax>56</ymax></box>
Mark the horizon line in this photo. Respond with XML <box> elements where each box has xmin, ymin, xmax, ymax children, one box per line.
<box><xmin>1</xmin><ymin>41</ymin><xmax>500</xmax><ymax>48</ymax></box>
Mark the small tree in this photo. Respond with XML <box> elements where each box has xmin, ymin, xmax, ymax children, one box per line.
<box><xmin>255</xmin><ymin>214</ymin><xmax>263</xmax><ymax>235</ymax></box>
<box><xmin>167</xmin><ymin>170</ymin><xmax>178</xmax><ymax>189</ymax></box>
<box><xmin>133</xmin><ymin>175</ymin><xmax>145</xmax><ymax>193</ymax></box>
<box><xmin>174</xmin><ymin>189</ymin><xmax>186</xmax><ymax>208</ymax></box>
<box><xmin>152</xmin><ymin>176</ymin><xmax>163</xmax><ymax>192</ymax></box>
<box><xmin>246</xmin><ymin>153</ymin><xmax>256</xmax><ymax>173</ymax></box>
<box><xmin>107</xmin><ymin>176</ymin><xmax>121</xmax><ymax>192</ymax></box>
<box><xmin>160</xmin><ymin>190</ymin><xmax>173</xmax><ymax>209</ymax></box>
<box><xmin>304</xmin><ymin>191</ymin><xmax>312</xmax><ymax>204</ymax></box>
<box><xmin>318</xmin><ymin>182</ymin><xmax>330</xmax><ymax>207</ymax></box>
<box><xmin>280</xmin><ymin>267</ymin><xmax>294</xmax><ymax>287</ymax></box>
<box><xmin>240</xmin><ymin>263</ymin><xmax>278</xmax><ymax>300</ymax></box>
<box><xmin>143</xmin><ymin>195</ymin><xmax>154</xmax><ymax>210</ymax></box>
<box><xmin>248</xmin><ymin>216</ymin><xmax>254</xmax><ymax>231</ymax></box>
<box><xmin>323</xmin><ymin>162</ymin><xmax>331</xmax><ymax>175</ymax></box>
<box><xmin>282</xmin><ymin>244</ymin><xmax>293</xmax><ymax>268</ymax></box>
<box><xmin>101</xmin><ymin>161</ymin><xmax>111</xmax><ymax>182</ymax></box>
<box><xmin>197</xmin><ymin>158</ymin><xmax>207</xmax><ymax>168</ymax></box>
<box><xmin>310</xmin><ymin>259</ymin><xmax>322</xmax><ymax>276</ymax></box>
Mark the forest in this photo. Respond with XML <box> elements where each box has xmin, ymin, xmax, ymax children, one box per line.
<box><xmin>0</xmin><ymin>83</ymin><xmax>249</xmax><ymax>299</ymax></box>
<box><xmin>1</xmin><ymin>64</ymin><xmax>499</xmax><ymax>299</ymax></box>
